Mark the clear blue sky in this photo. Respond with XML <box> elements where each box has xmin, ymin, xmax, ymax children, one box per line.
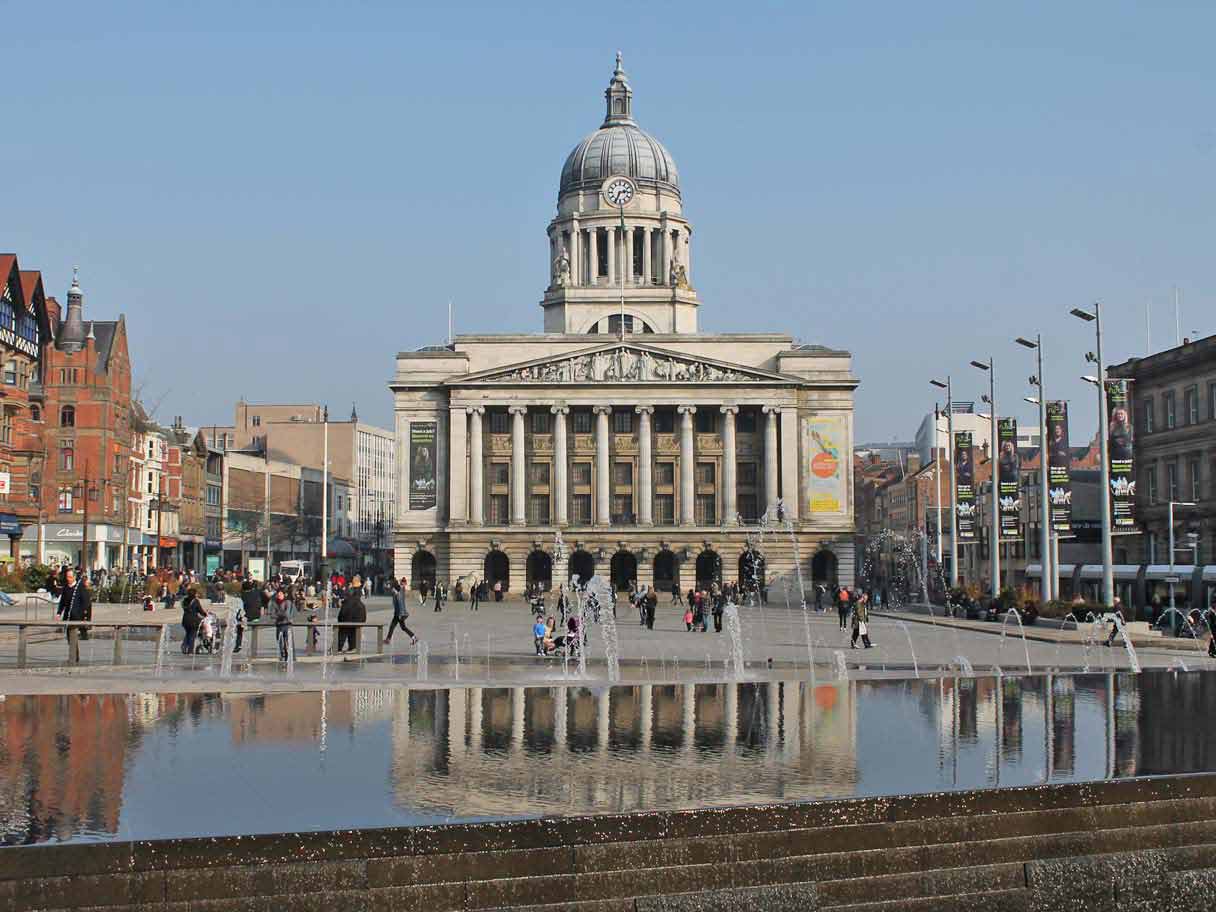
<box><xmin>4</xmin><ymin>2</ymin><xmax>1213</xmax><ymax>442</ymax></box>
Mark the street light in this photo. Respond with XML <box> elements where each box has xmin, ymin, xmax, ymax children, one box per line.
<box><xmin>1071</xmin><ymin>301</ymin><xmax>1113</xmax><ymax>608</ymax></box>
<box><xmin>1016</xmin><ymin>334</ymin><xmax>1053</xmax><ymax>604</ymax></box>
<box><xmin>1168</xmin><ymin>501</ymin><xmax>1198</xmax><ymax>617</ymax></box>
<box><xmin>930</xmin><ymin>377</ymin><xmax>958</xmax><ymax>589</ymax></box>
<box><xmin>970</xmin><ymin>357</ymin><xmax>1000</xmax><ymax>598</ymax></box>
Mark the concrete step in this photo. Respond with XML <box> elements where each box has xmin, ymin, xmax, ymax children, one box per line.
<box><xmin>822</xmin><ymin>887</ymin><xmax>1032</xmax><ymax>912</ymax></box>
<box><xmin>817</xmin><ymin>861</ymin><xmax>1024</xmax><ymax>907</ymax></box>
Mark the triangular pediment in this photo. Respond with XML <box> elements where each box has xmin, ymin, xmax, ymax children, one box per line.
<box><xmin>447</xmin><ymin>342</ymin><xmax>802</xmax><ymax>386</ymax></box>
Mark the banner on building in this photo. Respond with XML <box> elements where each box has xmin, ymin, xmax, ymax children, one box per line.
<box><xmin>997</xmin><ymin>417</ymin><xmax>1022</xmax><ymax>540</ymax></box>
<box><xmin>1046</xmin><ymin>401</ymin><xmax>1072</xmax><ymax>534</ymax></box>
<box><xmin>1105</xmin><ymin>379</ymin><xmax>1136</xmax><ymax>531</ymax></box>
<box><xmin>806</xmin><ymin>415</ymin><xmax>848</xmax><ymax>514</ymax></box>
<box><xmin>408</xmin><ymin>422</ymin><xmax>437</xmax><ymax>511</ymax></box>
<box><xmin>954</xmin><ymin>431</ymin><xmax>976</xmax><ymax>542</ymax></box>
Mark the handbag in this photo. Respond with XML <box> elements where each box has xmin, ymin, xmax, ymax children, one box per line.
<box><xmin>858</xmin><ymin>622</ymin><xmax>868</xmax><ymax>637</ymax></box>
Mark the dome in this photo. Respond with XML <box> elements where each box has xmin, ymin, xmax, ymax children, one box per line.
<box><xmin>558</xmin><ymin>54</ymin><xmax>680</xmax><ymax>200</ymax></box>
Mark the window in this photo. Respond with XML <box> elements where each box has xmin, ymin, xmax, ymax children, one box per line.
<box><xmin>611</xmin><ymin>493</ymin><xmax>633</xmax><ymax>523</ymax></box>
<box><xmin>655</xmin><ymin>462</ymin><xmax>675</xmax><ymax>486</ymax></box>
<box><xmin>613</xmin><ymin>410</ymin><xmax>633</xmax><ymax>434</ymax></box>
<box><xmin>491</xmin><ymin>462</ymin><xmax>509</xmax><ymax>486</ymax></box>
<box><xmin>488</xmin><ymin>494</ymin><xmax>509</xmax><ymax>525</ymax></box>
<box><xmin>60</xmin><ymin>446</ymin><xmax>74</xmax><ymax>471</ymax></box>
<box><xmin>490</xmin><ymin>411</ymin><xmax>510</xmax><ymax>434</ymax></box>
<box><xmin>695</xmin><ymin>493</ymin><xmax>717</xmax><ymax>525</ymax></box>
<box><xmin>1143</xmin><ymin>398</ymin><xmax>1155</xmax><ymax>434</ymax></box>
<box><xmin>114</xmin><ymin>453</ymin><xmax>122</xmax><ymax>474</ymax></box>
<box><xmin>1145</xmin><ymin>463</ymin><xmax>1158</xmax><ymax>504</ymax></box>
<box><xmin>59</xmin><ymin>405</ymin><xmax>75</xmax><ymax>427</ymax></box>
<box><xmin>607</xmin><ymin>314</ymin><xmax>634</xmax><ymax>335</ymax></box>
<box><xmin>654</xmin><ymin>493</ymin><xmax>675</xmax><ymax>525</ymax></box>
<box><xmin>58</xmin><ymin>488</ymin><xmax>73</xmax><ymax>513</ymax></box>
<box><xmin>1167</xmin><ymin>459</ymin><xmax>1179</xmax><ymax>501</ymax></box>
<box><xmin>30</xmin><ymin>405</ymin><xmax>40</xmax><ymax>422</ymax></box>
<box><xmin>147</xmin><ymin>440</ymin><xmax>154</xmax><ymax>458</ymax></box>
<box><xmin>695</xmin><ymin>410</ymin><xmax>717</xmax><ymax>434</ymax></box>
<box><xmin>2</xmin><ymin>361</ymin><xmax>14</xmax><ymax>385</ymax></box>
<box><xmin>530</xmin><ymin>411</ymin><xmax>551</xmax><ymax>434</ymax></box>
<box><xmin>695</xmin><ymin>461</ymin><xmax>716</xmax><ymax>485</ymax></box>
<box><xmin>528</xmin><ymin>462</ymin><xmax>550</xmax><ymax>486</ymax></box>
<box><xmin>612</xmin><ymin>462</ymin><xmax>633</xmax><ymax>486</ymax></box>
<box><xmin>738</xmin><ymin>462</ymin><xmax>758</xmax><ymax>486</ymax></box>
<box><xmin>251</xmin><ymin>415</ymin><xmax>261</xmax><ymax>427</ymax></box>
<box><xmin>571</xmin><ymin>493</ymin><xmax>592</xmax><ymax>525</ymax></box>
<box><xmin>737</xmin><ymin>410</ymin><xmax>757</xmax><ymax>434</ymax></box>
<box><xmin>571</xmin><ymin>462</ymin><xmax>592</xmax><ymax>486</ymax></box>
<box><xmin>572</xmin><ymin>411</ymin><xmax>592</xmax><ymax>434</ymax></box>
<box><xmin>1185</xmin><ymin>386</ymin><xmax>1199</xmax><ymax>425</ymax></box>
<box><xmin>1164</xmin><ymin>391</ymin><xmax>1176</xmax><ymax>429</ymax></box>
<box><xmin>654</xmin><ymin>410</ymin><xmax>674</xmax><ymax>434</ymax></box>
<box><xmin>1190</xmin><ymin>457</ymin><xmax>1202</xmax><ymax>503</ymax></box>
<box><xmin>112</xmin><ymin>489</ymin><xmax>120</xmax><ymax>513</ymax></box>
<box><xmin>527</xmin><ymin>493</ymin><xmax>550</xmax><ymax>525</ymax></box>
<box><xmin>738</xmin><ymin>493</ymin><xmax>759</xmax><ymax>524</ymax></box>
<box><xmin>147</xmin><ymin>472</ymin><xmax>154</xmax><ymax>494</ymax></box>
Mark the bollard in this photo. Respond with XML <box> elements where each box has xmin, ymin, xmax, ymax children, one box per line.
<box><xmin>112</xmin><ymin>627</ymin><xmax>124</xmax><ymax>666</ymax></box>
<box><xmin>16</xmin><ymin>625</ymin><xmax>27</xmax><ymax>669</ymax></box>
<box><xmin>67</xmin><ymin>626</ymin><xmax>80</xmax><ymax>664</ymax></box>
<box><xmin>376</xmin><ymin>625</ymin><xmax>384</xmax><ymax>654</ymax></box>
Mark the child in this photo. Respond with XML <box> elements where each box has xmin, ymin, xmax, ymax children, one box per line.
<box><xmin>684</xmin><ymin>607</ymin><xmax>694</xmax><ymax>631</ymax></box>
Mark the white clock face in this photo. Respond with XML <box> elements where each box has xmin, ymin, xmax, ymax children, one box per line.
<box><xmin>604</xmin><ymin>178</ymin><xmax>635</xmax><ymax>206</ymax></box>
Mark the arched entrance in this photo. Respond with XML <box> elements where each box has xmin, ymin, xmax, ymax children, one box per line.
<box><xmin>653</xmin><ymin>551</ymin><xmax>678</xmax><ymax>592</ymax></box>
<box><xmin>484</xmin><ymin>550</ymin><xmax>510</xmax><ymax>591</ymax></box>
<box><xmin>695</xmin><ymin>550</ymin><xmax>722</xmax><ymax>590</ymax></box>
<box><xmin>526</xmin><ymin>550</ymin><xmax>553</xmax><ymax>592</ymax></box>
<box><xmin>610</xmin><ymin>551</ymin><xmax>637</xmax><ymax>591</ymax></box>
<box><xmin>739</xmin><ymin>549</ymin><xmax>765</xmax><ymax>594</ymax></box>
<box><xmin>410</xmin><ymin>551</ymin><xmax>436</xmax><ymax>591</ymax></box>
<box><xmin>812</xmin><ymin>550</ymin><xmax>838</xmax><ymax>587</ymax></box>
<box><xmin>569</xmin><ymin>549</ymin><xmax>596</xmax><ymax>586</ymax></box>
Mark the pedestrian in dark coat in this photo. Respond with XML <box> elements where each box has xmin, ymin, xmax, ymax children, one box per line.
<box><xmin>386</xmin><ymin>577</ymin><xmax>418</xmax><ymax>645</ymax></box>
<box><xmin>180</xmin><ymin>587</ymin><xmax>206</xmax><ymax>654</ymax></box>
<box><xmin>240</xmin><ymin>580</ymin><xmax>263</xmax><ymax>624</ymax></box>
<box><xmin>337</xmin><ymin>576</ymin><xmax>367</xmax><ymax>653</ymax></box>
<box><xmin>57</xmin><ymin>569</ymin><xmax>92</xmax><ymax>643</ymax></box>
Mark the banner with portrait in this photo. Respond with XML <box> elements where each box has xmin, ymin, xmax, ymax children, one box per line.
<box><xmin>954</xmin><ymin>431</ymin><xmax>976</xmax><ymax>542</ymax></box>
<box><xmin>1046</xmin><ymin>401</ymin><xmax>1072</xmax><ymax>534</ymax></box>
<box><xmin>1105</xmin><ymin>379</ymin><xmax>1136</xmax><ymax>531</ymax></box>
<box><xmin>408</xmin><ymin>422</ymin><xmax>437</xmax><ymax>511</ymax></box>
<box><xmin>997</xmin><ymin>417</ymin><xmax>1022</xmax><ymax>540</ymax></box>
<box><xmin>806</xmin><ymin>415</ymin><xmax>848</xmax><ymax>514</ymax></box>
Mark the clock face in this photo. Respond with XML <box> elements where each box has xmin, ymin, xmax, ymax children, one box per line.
<box><xmin>604</xmin><ymin>177</ymin><xmax>635</xmax><ymax>207</ymax></box>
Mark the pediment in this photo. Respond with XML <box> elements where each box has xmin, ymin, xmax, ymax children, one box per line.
<box><xmin>447</xmin><ymin>343</ymin><xmax>801</xmax><ymax>387</ymax></box>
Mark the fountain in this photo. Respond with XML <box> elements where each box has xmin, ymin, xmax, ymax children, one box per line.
<box><xmin>891</xmin><ymin>619</ymin><xmax>919</xmax><ymax>678</ymax></box>
<box><xmin>953</xmin><ymin>655</ymin><xmax>974</xmax><ymax>676</ymax></box>
<box><xmin>723</xmin><ymin>603</ymin><xmax>745</xmax><ymax>680</ymax></box>
<box><xmin>154</xmin><ymin>625</ymin><xmax>170</xmax><ymax>676</ymax></box>
<box><xmin>584</xmin><ymin>575</ymin><xmax>619</xmax><ymax>683</ymax></box>
<box><xmin>451</xmin><ymin>627</ymin><xmax>460</xmax><ymax>681</ymax></box>
<box><xmin>218</xmin><ymin>597</ymin><xmax>239</xmax><ymax>678</ymax></box>
<box><xmin>998</xmin><ymin>608</ymin><xmax>1033</xmax><ymax>675</ymax></box>
<box><xmin>416</xmin><ymin>640</ymin><xmax>429</xmax><ymax>681</ymax></box>
<box><xmin>833</xmin><ymin>650</ymin><xmax>849</xmax><ymax>680</ymax></box>
<box><xmin>1104</xmin><ymin>613</ymin><xmax>1142</xmax><ymax>674</ymax></box>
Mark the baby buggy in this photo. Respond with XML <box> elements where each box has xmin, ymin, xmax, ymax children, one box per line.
<box><xmin>195</xmin><ymin>611</ymin><xmax>219</xmax><ymax>654</ymax></box>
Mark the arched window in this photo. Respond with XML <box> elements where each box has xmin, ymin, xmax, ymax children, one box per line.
<box><xmin>60</xmin><ymin>405</ymin><xmax>75</xmax><ymax>427</ymax></box>
<box><xmin>29</xmin><ymin>405</ymin><xmax>41</xmax><ymax>422</ymax></box>
<box><xmin>60</xmin><ymin>446</ymin><xmax>74</xmax><ymax>471</ymax></box>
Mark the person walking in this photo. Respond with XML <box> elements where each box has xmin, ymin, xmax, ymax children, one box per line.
<box><xmin>645</xmin><ymin>588</ymin><xmax>657</xmax><ymax>630</ymax></box>
<box><xmin>433</xmin><ymin>580</ymin><xmax>444</xmax><ymax>613</ymax></box>
<box><xmin>271</xmin><ymin>589</ymin><xmax>295</xmax><ymax>660</ymax></box>
<box><xmin>386</xmin><ymin>577</ymin><xmax>418</xmax><ymax>645</ymax></box>
<box><xmin>837</xmin><ymin>587</ymin><xmax>850</xmax><ymax>631</ymax></box>
<box><xmin>57</xmin><ymin>568</ymin><xmax>92</xmax><ymax>644</ymax></box>
<box><xmin>336</xmin><ymin>575</ymin><xmax>367</xmax><ymax>653</ymax></box>
<box><xmin>179</xmin><ymin>585</ymin><xmax>205</xmax><ymax>654</ymax></box>
<box><xmin>493</xmin><ymin>579</ymin><xmax>503</xmax><ymax>602</ymax></box>
<box><xmin>670</xmin><ymin>581</ymin><xmax>681</xmax><ymax>606</ymax></box>
<box><xmin>851</xmin><ymin>596</ymin><xmax>872</xmax><ymax>649</ymax></box>
<box><xmin>469</xmin><ymin>578</ymin><xmax>480</xmax><ymax>611</ymax></box>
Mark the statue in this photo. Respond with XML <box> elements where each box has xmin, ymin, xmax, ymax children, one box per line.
<box><xmin>551</xmin><ymin>244</ymin><xmax>571</xmax><ymax>288</ymax></box>
<box><xmin>668</xmin><ymin>246</ymin><xmax>690</xmax><ymax>289</ymax></box>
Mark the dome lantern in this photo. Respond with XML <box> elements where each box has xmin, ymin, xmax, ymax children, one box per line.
<box><xmin>603</xmin><ymin>51</ymin><xmax>634</xmax><ymax>125</ymax></box>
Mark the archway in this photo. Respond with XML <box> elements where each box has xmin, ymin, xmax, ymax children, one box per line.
<box><xmin>653</xmin><ymin>551</ymin><xmax>678</xmax><ymax>592</ymax></box>
<box><xmin>526</xmin><ymin>550</ymin><xmax>553</xmax><ymax>592</ymax></box>
<box><xmin>812</xmin><ymin>550</ymin><xmax>838</xmax><ymax>587</ymax></box>
<box><xmin>410</xmin><ymin>551</ymin><xmax>436</xmax><ymax>591</ymax></box>
<box><xmin>739</xmin><ymin>549</ymin><xmax>765</xmax><ymax>595</ymax></box>
<box><xmin>610</xmin><ymin>551</ymin><xmax>637</xmax><ymax>592</ymax></box>
<box><xmin>569</xmin><ymin>549</ymin><xmax>596</xmax><ymax>586</ymax></box>
<box><xmin>695</xmin><ymin>550</ymin><xmax>722</xmax><ymax>590</ymax></box>
<box><xmin>484</xmin><ymin>550</ymin><xmax>510</xmax><ymax>592</ymax></box>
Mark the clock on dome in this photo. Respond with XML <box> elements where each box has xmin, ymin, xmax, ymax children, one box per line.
<box><xmin>603</xmin><ymin>177</ymin><xmax>635</xmax><ymax>207</ymax></box>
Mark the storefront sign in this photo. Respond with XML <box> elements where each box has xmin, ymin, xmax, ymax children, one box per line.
<box><xmin>1046</xmin><ymin>401</ymin><xmax>1072</xmax><ymax>534</ymax></box>
<box><xmin>159</xmin><ymin>537</ymin><xmax>177</xmax><ymax>549</ymax></box>
<box><xmin>806</xmin><ymin>415</ymin><xmax>848</xmax><ymax>514</ymax></box>
<box><xmin>0</xmin><ymin>513</ymin><xmax>21</xmax><ymax>535</ymax></box>
<box><xmin>954</xmin><ymin>432</ymin><xmax>976</xmax><ymax>542</ymax></box>
<box><xmin>0</xmin><ymin>472</ymin><xmax>10</xmax><ymax>496</ymax></box>
<box><xmin>205</xmin><ymin>538</ymin><xmax>222</xmax><ymax>550</ymax></box>
<box><xmin>1105</xmin><ymin>379</ymin><xmax>1136</xmax><ymax>532</ymax></box>
<box><xmin>408</xmin><ymin>422</ymin><xmax>437</xmax><ymax>511</ymax></box>
<box><xmin>996</xmin><ymin>418</ymin><xmax>1022</xmax><ymax>541</ymax></box>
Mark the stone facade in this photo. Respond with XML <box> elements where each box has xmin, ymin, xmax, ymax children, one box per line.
<box><xmin>392</xmin><ymin>59</ymin><xmax>857</xmax><ymax>595</ymax></box>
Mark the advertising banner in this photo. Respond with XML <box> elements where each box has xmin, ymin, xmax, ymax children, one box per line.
<box><xmin>1105</xmin><ymin>379</ymin><xmax>1136</xmax><ymax>531</ymax></box>
<box><xmin>806</xmin><ymin>415</ymin><xmax>848</xmax><ymax>514</ymax></box>
<box><xmin>1046</xmin><ymin>401</ymin><xmax>1072</xmax><ymax>534</ymax></box>
<box><xmin>954</xmin><ymin>431</ymin><xmax>976</xmax><ymax>542</ymax></box>
<box><xmin>408</xmin><ymin>422</ymin><xmax>438</xmax><ymax>511</ymax></box>
<box><xmin>997</xmin><ymin>418</ymin><xmax>1022</xmax><ymax>540</ymax></box>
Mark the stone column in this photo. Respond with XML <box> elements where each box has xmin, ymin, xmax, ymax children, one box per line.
<box><xmin>642</xmin><ymin>228</ymin><xmax>653</xmax><ymax>285</ymax></box>
<box><xmin>448</xmin><ymin>409</ymin><xmax>468</xmax><ymax>525</ymax></box>
<box><xmin>551</xmin><ymin>405</ymin><xmax>569</xmax><ymax>526</ymax></box>
<box><xmin>593</xmin><ymin>405</ymin><xmax>612</xmax><ymax>526</ymax></box>
<box><xmin>780</xmin><ymin>408</ymin><xmax>800</xmax><ymax>522</ymax></box>
<box><xmin>606</xmin><ymin>226</ymin><xmax>616</xmax><ymax>286</ymax></box>
<box><xmin>509</xmin><ymin>405</ymin><xmax>527</xmax><ymax>526</ymax></box>
<box><xmin>763</xmin><ymin>406</ymin><xmax>780</xmax><ymax>514</ymax></box>
<box><xmin>660</xmin><ymin>219</ymin><xmax>671</xmax><ymax>285</ymax></box>
<box><xmin>684</xmin><ymin>228</ymin><xmax>692</xmax><ymax>284</ymax></box>
<box><xmin>721</xmin><ymin>405</ymin><xmax>738</xmax><ymax>526</ymax></box>
<box><xmin>468</xmin><ymin>406</ymin><xmax>484</xmax><ymax>526</ymax></box>
<box><xmin>570</xmin><ymin>217</ymin><xmax>580</xmax><ymax>287</ymax></box>
<box><xmin>625</xmin><ymin>226</ymin><xmax>635</xmax><ymax>284</ymax></box>
<box><xmin>589</xmin><ymin>228</ymin><xmax>598</xmax><ymax>286</ymax></box>
<box><xmin>636</xmin><ymin>405</ymin><xmax>654</xmax><ymax>526</ymax></box>
<box><xmin>678</xmin><ymin>405</ymin><xmax>696</xmax><ymax>525</ymax></box>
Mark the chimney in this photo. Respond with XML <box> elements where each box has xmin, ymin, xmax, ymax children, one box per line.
<box><xmin>907</xmin><ymin>453</ymin><xmax>922</xmax><ymax>473</ymax></box>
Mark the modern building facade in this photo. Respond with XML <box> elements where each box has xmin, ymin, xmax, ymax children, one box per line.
<box><xmin>391</xmin><ymin>58</ymin><xmax>858</xmax><ymax>594</ymax></box>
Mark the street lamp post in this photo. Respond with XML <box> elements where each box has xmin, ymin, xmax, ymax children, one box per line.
<box><xmin>1071</xmin><ymin>303</ymin><xmax>1114</xmax><ymax>608</ymax></box>
<box><xmin>971</xmin><ymin>357</ymin><xmax>1000</xmax><ymax>598</ymax></box>
<box><xmin>1167</xmin><ymin>501</ymin><xmax>1198</xmax><ymax>616</ymax></box>
<box><xmin>1016</xmin><ymin>334</ymin><xmax>1053</xmax><ymax>604</ymax></box>
<box><xmin>929</xmin><ymin>377</ymin><xmax>958</xmax><ymax>589</ymax></box>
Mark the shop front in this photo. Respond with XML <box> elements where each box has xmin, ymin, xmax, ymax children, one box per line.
<box><xmin>0</xmin><ymin>513</ymin><xmax>23</xmax><ymax>562</ymax></box>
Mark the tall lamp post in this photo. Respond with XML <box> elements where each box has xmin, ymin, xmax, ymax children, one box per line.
<box><xmin>1016</xmin><ymin>334</ymin><xmax>1053</xmax><ymax>604</ymax></box>
<box><xmin>970</xmin><ymin>357</ymin><xmax>1000</xmax><ymax>597</ymax></box>
<box><xmin>929</xmin><ymin>377</ymin><xmax>958</xmax><ymax>588</ymax></box>
<box><xmin>1167</xmin><ymin>501</ymin><xmax>1198</xmax><ymax>616</ymax></box>
<box><xmin>1071</xmin><ymin>303</ymin><xmax>1114</xmax><ymax>608</ymax></box>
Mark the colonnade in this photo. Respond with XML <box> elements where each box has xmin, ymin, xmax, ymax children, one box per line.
<box><xmin>553</xmin><ymin>219</ymin><xmax>691</xmax><ymax>287</ymax></box>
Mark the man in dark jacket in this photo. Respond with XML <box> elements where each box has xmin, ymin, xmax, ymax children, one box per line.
<box><xmin>57</xmin><ymin>568</ymin><xmax>92</xmax><ymax>642</ymax></box>
<box><xmin>336</xmin><ymin>575</ymin><xmax>367</xmax><ymax>653</ymax></box>
<box><xmin>180</xmin><ymin>586</ymin><xmax>206</xmax><ymax>654</ymax></box>
<box><xmin>386</xmin><ymin>577</ymin><xmax>417</xmax><ymax>645</ymax></box>
<box><xmin>240</xmin><ymin>580</ymin><xmax>262</xmax><ymax>624</ymax></box>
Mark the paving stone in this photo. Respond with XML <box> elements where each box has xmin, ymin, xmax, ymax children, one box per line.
<box><xmin>634</xmin><ymin>881</ymin><xmax>817</xmax><ymax>912</ymax></box>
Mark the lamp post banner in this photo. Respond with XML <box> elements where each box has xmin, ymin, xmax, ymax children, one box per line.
<box><xmin>997</xmin><ymin>417</ymin><xmax>1022</xmax><ymax>541</ymax></box>
<box><xmin>1046</xmin><ymin>401</ymin><xmax>1072</xmax><ymax>534</ymax></box>
<box><xmin>1105</xmin><ymin>379</ymin><xmax>1136</xmax><ymax>531</ymax></box>
<box><xmin>408</xmin><ymin>422</ymin><xmax>437</xmax><ymax>511</ymax></box>
<box><xmin>954</xmin><ymin>431</ymin><xmax>976</xmax><ymax>542</ymax></box>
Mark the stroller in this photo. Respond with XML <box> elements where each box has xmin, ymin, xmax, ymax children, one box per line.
<box><xmin>195</xmin><ymin>611</ymin><xmax>219</xmax><ymax>654</ymax></box>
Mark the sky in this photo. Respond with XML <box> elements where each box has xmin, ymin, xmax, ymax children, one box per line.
<box><xmin>3</xmin><ymin>1</ymin><xmax>1214</xmax><ymax>443</ymax></box>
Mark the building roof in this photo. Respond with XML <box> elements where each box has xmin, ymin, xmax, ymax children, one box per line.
<box><xmin>89</xmin><ymin>320</ymin><xmax>121</xmax><ymax>372</ymax></box>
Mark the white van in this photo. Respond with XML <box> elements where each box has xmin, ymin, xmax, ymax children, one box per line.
<box><xmin>279</xmin><ymin>560</ymin><xmax>311</xmax><ymax>585</ymax></box>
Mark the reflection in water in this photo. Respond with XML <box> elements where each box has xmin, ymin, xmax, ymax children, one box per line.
<box><xmin>1</xmin><ymin>671</ymin><xmax>1214</xmax><ymax>845</ymax></box>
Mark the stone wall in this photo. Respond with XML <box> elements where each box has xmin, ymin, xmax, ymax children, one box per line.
<box><xmin>3</xmin><ymin>774</ymin><xmax>1215</xmax><ymax>911</ymax></box>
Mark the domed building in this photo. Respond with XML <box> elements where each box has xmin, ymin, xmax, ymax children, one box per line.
<box><xmin>391</xmin><ymin>56</ymin><xmax>857</xmax><ymax>597</ymax></box>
